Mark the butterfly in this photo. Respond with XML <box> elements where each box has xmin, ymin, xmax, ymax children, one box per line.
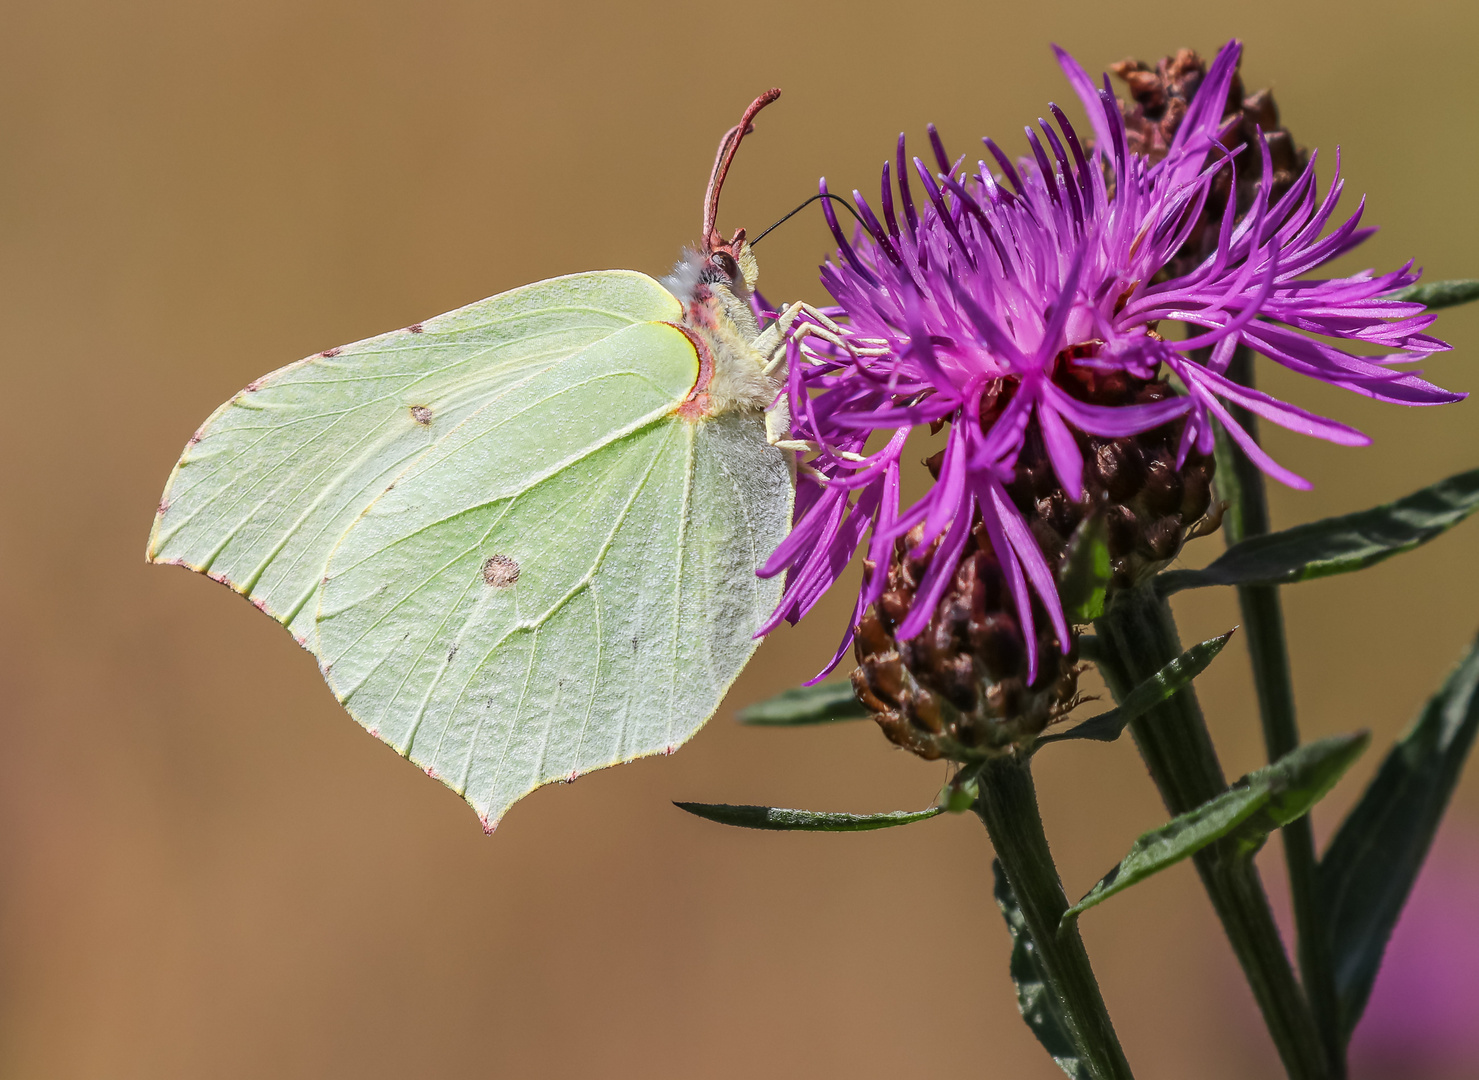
<box><xmin>147</xmin><ymin>90</ymin><xmax>848</xmax><ymax>831</ymax></box>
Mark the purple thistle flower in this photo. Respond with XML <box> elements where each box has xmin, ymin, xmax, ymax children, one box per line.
<box><xmin>760</xmin><ymin>40</ymin><xmax>1463</xmax><ymax>681</ymax></box>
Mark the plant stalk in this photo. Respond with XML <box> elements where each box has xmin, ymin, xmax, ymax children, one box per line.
<box><xmin>974</xmin><ymin>754</ymin><xmax>1135</xmax><ymax>1080</ymax></box>
<box><xmin>1095</xmin><ymin>585</ymin><xmax>1327</xmax><ymax>1080</ymax></box>
<box><xmin>1216</xmin><ymin>347</ymin><xmax>1344</xmax><ymax>1077</ymax></box>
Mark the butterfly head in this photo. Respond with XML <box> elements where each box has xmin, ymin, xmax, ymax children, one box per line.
<box><xmin>696</xmin><ymin>88</ymin><xmax>779</xmax><ymax>296</ymax></box>
<box><xmin>666</xmin><ymin>90</ymin><xmax>786</xmax><ymax>422</ymax></box>
<box><xmin>698</xmin><ymin>235</ymin><xmax>758</xmax><ymax>294</ymax></box>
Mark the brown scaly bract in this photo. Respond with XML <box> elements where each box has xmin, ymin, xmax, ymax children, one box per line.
<box><xmin>1111</xmin><ymin>48</ymin><xmax>1308</xmax><ymax>279</ymax></box>
<box><xmin>1009</xmin><ymin>366</ymin><xmax>1216</xmax><ymax>592</ymax></box>
<box><xmin>853</xmin><ymin>520</ymin><xmax>1082</xmax><ymax>762</ymax></box>
<box><xmin>851</xmin><ymin>371</ymin><xmax>1216</xmax><ymax>762</ymax></box>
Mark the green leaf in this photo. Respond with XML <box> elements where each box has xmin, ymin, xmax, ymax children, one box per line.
<box><xmin>993</xmin><ymin>860</ymin><xmax>1090</xmax><ymax>1080</ymax></box>
<box><xmin>1320</xmin><ymin>633</ymin><xmax>1479</xmax><ymax>1040</ymax></box>
<box><xmin>1062</xmin><ymin>734</ymin><xmax>1369</xmax><ymax>929</ymax></box>
<box><xmin>674</xmin><ymin>802</ymin><xmax>943</xmax><ymax>832</ymax></box>
<box><xmin>1160</xmin><ymin>468</ymin><xmax>1479</xmax><ymax>594</ymax></box>
<box><xmin>1388</xmin><ymin>279</ymin><xmax>1479</xmax><ymax>310</ymax></box>
<box><xmin>736</xmin><ymin>680</ymin><xmax>868</xmax><ymax>726</ymax></box>
<box><xmin>1057</xmin><ymin>514</ymin><xmax>1112</xmax><ymax>624</ymax></box>
<box><xmin>1038</xmin><ymin>630</ymin><xmax>1234</xmax><ymax>745</ymax></box>
<box><xmin>149</xmin><ymin>270</ymin><xmax>795</xmax><ymax>830</ymax></box>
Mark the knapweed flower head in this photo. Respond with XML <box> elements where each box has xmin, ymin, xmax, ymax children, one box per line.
<box><xmin>759</xmin><ymin>40</ymin><xmax>1462</xmax><ymax>685</ymax></box>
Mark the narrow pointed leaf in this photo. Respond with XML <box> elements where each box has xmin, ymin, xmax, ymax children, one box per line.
<box><xmin>992</xmin><ymin>860</ymin><xmax>1090</xmax><ymax>1080</ymax></box>
<box><xmin>674</xmin><ymin>802</ymin><xmax>942</xmax><ymax>831</ymax></box>
<box><xmin>736</xmin><ymin>681</ymin><xmax>869</xmax><ymax>725</ymax></box>
<box><xmin>1038</xmin><ymin>629</ymin><xmax>1234</xmax><ymax>745</ymax></box>
<box><xmin>1057</xmin><ymin>514</ymin><xmax>1112</xmax><ymax>624</ymax></box>
<box><xmin>1160</xmin><ymin>468</ymin><xmax>1479</xmax><ymax>593</ymax></box>
<box><xmin>1062</xmin><ymin>734</ymin><xmax>1369</xmax><ymax>928</ymax></box>
<box><xmin>1388</xmin><ymin>279</ymin><xmax>1479</xmax><ymax>310</ymax></box>
<box><xmin>1320</xmin><ymin>632</ymin><xmax>1479</xmax><ymax>1040</ymax></box>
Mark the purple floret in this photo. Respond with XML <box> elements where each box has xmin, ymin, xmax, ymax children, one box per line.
<box><xmin>760</xmin><ymin>40</ymin><xmax>1462</xmax><ymax>681</ymax></box>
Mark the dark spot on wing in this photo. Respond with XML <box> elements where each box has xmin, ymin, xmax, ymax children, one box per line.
<box><xmin>407</xmin><ymin>323</ymin><xmax>424</xmax><ymax>334</ymax></box>
<box><xmin>482</xmin><ymin>554</ymin><xmax>520</xmax><ymax>587</ymax></box>
<box><xmin>410</xmin><ymin>405</ymin><xmax>433</xmax><ymax>426</ymax></box>
<box><xmin>320</xmin><ymin>347</ymin><xmax>342</xmax><ymax>358</ymax></box>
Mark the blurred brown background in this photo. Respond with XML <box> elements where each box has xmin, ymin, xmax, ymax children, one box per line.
<box><xmin>2</xmin><ymin>0</ymin><xmax>1477</xmax><ymax>1076</ymax></box>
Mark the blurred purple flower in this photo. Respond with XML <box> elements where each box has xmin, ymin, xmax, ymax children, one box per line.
<box><xmin>759</xmin><ymin>39</ymin><xmax>1461</xmax><ymax>678</ymax></box>
<box><xmin>1350</xmin><ymin>828</ymin><xmax>1479</xmax><ymax>1078</ymax></box>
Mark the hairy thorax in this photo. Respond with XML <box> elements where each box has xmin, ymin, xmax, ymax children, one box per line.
<box><xmin>663</xmin><ymin>250</ymin><xmax>780</xmax><ymax>421</ymax></box>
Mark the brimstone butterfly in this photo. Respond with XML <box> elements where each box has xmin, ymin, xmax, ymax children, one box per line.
<box><xmin>147</xmin><ymin>90</ymin><xmax>840</xmax><ymax>831</ymax></box>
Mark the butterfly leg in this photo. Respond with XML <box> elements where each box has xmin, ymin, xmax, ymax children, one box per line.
<box><xmin>749</xmin><ymin>301</ymin><xmax>803</xmax><ymax>366</ymax></box>
<box><xmin>751</xmin><ymin>303</ymin><xmax>813</xmax><ymax>452</ymax></box>
<box><xmin>753</xmin><ymin>304</ymin><xmax>889</xmax><ymax>453</ymax></box>
<box><xmin>766</xmin><ymin>399</ymin><xmax>807</xmax><ymax>451</ymax></box>
<box><xmin>758</xmin><ymin>304</ymin><xmax>888</xmax><ymax>379</ymax></box>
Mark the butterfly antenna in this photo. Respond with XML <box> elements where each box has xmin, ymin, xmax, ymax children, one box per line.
<box><xmin>702</xmin><ymin>89</ymin><xmax>782</xmax><ymax>253</ymax></box>
<box><xmin>751</xmin><ymin>192</ymin><xmax>866</xmax><ymax>246</ymax></box>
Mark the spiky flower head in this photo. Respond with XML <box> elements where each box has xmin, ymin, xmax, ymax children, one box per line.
<box><xmin>760</xmin><ymin>40</ymin><xmax>1461</xmax><ymax>687</ymax></box>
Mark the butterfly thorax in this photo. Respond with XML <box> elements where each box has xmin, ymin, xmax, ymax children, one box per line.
<box><xmin>663</xmin><ymin>244</ymin><xmax>779</xmax><ymax>421</ymax></box>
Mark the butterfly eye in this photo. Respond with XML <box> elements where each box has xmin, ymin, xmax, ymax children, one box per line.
<box><xmin>711</xmin><ymin>251</ymin><xmax>740</xmax><ymax>282</ymax></box>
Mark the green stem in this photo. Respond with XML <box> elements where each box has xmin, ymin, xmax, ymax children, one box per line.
<box><xmin>974</xmin><ymin>755</ymin><xmax>1135</xmax><ymax>1080</ymax></box>
<box><xmin>1095</xmin><ymin>586</ymin><xmax>1327</xmax><ymax>1080</ymax></box>
<box><xmin>1215</xmin><ymin>348</ymin><xmax>1344</xmax><ymax>1078</ymax></box>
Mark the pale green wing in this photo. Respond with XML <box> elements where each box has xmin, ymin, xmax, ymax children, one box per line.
<box><xmin>315</xmin><ymin>320</ymin><xmax>792</xmax><ymax>829</ymax></box>
<box><xmin>148</xmin><ymin>271</ymin><xmax>682</xmax><ymax>645</ymax></box>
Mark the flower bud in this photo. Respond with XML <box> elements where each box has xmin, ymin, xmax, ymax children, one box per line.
<box><xmin>852</xmin><ymin>522</ymin><xmax>1081</xmax><ymax>761</ymax></box>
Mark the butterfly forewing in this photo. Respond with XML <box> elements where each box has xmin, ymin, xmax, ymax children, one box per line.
<box><xmin>314</xmin><ymin>321</ymin><xmax>791</xmax><ymax>827</ymax></box>
<box><xmin>147</xmin><ymin>270</ymin><xmax>683</xmax><ymax>645</ymax></box>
